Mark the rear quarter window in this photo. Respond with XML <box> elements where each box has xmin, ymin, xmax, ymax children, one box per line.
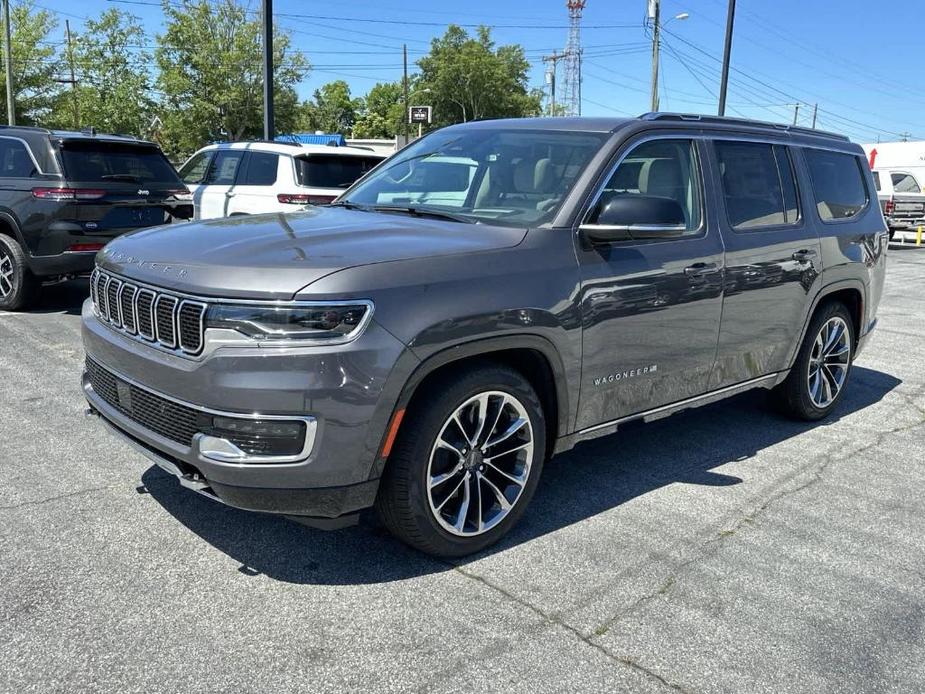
<box><xmin>804</xmin><ymin>149</ymin><xmax>869</xmax><ymax>221</ymax></box>
<box><xmin>0</xmin><ymin>138</ymin><xmax>38</xmax><ymax>178</ymax></box>
<box><xmin>295</xmin><ymin>154</ymin><xmax>384</xmax><ymax>189</ymax></box>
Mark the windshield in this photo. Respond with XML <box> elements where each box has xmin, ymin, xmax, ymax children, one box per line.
<box><xmin>341</xmin><ymin>127</ymin><xmax>608</xmax><ymax>226</ymax></box>
<box><xmin>58</xmin><ymin>141</ymin><xmax>182</xmax><ymax>184</ymax></box>
<box><xmin>295</xmin><ymin>153</ymin><xmax>384</xmax><ymax>189</ymax></box>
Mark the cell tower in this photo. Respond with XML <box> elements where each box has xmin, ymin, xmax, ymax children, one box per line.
<box><xmin>562</xmin><ymin>0</ymin><xmax>585</xmax><ymax>117</ymax></box>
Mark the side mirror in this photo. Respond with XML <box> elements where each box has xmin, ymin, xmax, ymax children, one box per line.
<box><xmin>580</xmin><ymin>195</ymin><xmax>687</xmax><ymax>243</ymax></box>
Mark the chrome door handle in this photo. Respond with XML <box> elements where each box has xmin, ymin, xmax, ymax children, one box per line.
<box><xmin>684</xmin><ymin>262</ymin><xmax>719</xmax><ymax>277</ymax></box>
<box><xmin>791</xmin><ymin>249</ymin><xmax>817</xmax><ymax>261</ymax></box>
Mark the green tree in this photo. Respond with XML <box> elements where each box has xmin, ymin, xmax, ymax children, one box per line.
<box><xmin>300</xmin><ymin>80</ymin><xmax>362</xmax><ymax>135</ymax></box>
<box><xmin>155</xmin><ymin>0</ymin><xmax>308</xmax><ymax>158</ymax></box>
<box><xmin>0</xmin><ymin>1</ymin><xmax>61</xmax><ymax>126</ymax></box>
<box><xmin>353</xmin><ymin>81</ymin><xmax>404</xmax><ymax>139</ymax></box>
<box><xmin>415</xmin><ymin>26</ymin><xmax>541</xmax><ymax>128</ymax></box>
<box><xmin>49</xmin><ymin>9</ymin><xmax>154</xmax><ymax>135</ymax></box>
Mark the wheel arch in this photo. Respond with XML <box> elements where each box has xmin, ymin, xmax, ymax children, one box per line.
<box><xmin>0</xmin><ymin>210</ymin><xmax>26</xmax><ymax>247</ymax></box>
<box><xmin>788</xmin><ymin>280</ymin><xmax>866</xmax><ymax>370</ymax></box>
<box><xmin>370</xmin><ymin>334</ymin><xmax>571</xmax><ymax>479</ymax></box>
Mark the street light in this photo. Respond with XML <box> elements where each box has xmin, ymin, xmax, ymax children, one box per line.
<box><xmin>650</xmin><ymin>3</ymin><xmax>689</xmax><ymax>112</ymax></box>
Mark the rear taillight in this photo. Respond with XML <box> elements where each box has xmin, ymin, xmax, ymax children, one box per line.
<box><xmin>32</xmin><ymin>187</ymin><xmax>106</xmax><ymax>201</ymax></box>
<box><xmin>277</xmin><ymin>193</ymin><xmax>335</xmax><ymax>205</ymax></box>
<box><xmin>168</xmin><ymin>188</ymin><xmax>193</xmax><ymax>201</ymax></box>
<box><xmin>65</xmin><ymin>242</ymin><xmax>106</xmax><ymax>253</ymax></box>
<box><xmin>885</xmin><ymin>197</ymin><xmax>895</xmax><ymax>215</ymax></box>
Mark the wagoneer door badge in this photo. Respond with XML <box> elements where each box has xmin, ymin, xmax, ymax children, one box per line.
<box><xmin>594</xmin><ymin>364</ymin><xmax>658</xmax><ymax>387</ymax></box>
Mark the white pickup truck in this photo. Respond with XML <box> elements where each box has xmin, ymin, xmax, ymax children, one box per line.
<box><xmin>873</xmin><ymin>169</ymin><xmax>925</xmax><ymax>239</ymax></box>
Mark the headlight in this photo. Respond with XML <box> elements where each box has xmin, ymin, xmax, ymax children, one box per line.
<box><xmin>205</xmin><ymin>301</ymin><xmax>373</xmax><ymax>343</ymax></box>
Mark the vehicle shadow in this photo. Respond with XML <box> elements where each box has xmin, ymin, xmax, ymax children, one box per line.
<box><xmin>30</xmin><ymin>278</ymin><xmax>89</xmax><ymax>316</ymax></box>
<box><xmin>141</xmin><ymin>365</ymin><xmax>901</xmax><ymax>585</ymax></box>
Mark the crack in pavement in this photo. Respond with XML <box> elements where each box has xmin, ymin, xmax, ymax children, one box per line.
<box><xmin>0</xmin><ymin>484</ymin><xmax>116</xmax><ymax>511</ymax></box>
<box><xmin>448</xmin><ymin>562</ymin><xmax>694</xmax><ymax>694</ymax></box>
<box><xmin>590</xmin><ymin>390</ymin><xmax>925</xmax><ymax>638</ymax></box>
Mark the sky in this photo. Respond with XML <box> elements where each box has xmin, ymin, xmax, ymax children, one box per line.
<box><xmin>30</xmin><ymin>0</ymin><xmax>925</xmax><ymax>144</ymax></box>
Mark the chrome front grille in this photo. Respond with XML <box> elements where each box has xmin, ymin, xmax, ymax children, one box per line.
<box><xmin>90</xmin><ymin>269</ymin><xmax>207</xmax><ymax>356</ymax></box>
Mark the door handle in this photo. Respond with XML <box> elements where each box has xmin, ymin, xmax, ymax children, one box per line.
<box><xmin>791</xmin><ymin>249</ymin><xmax>817</xmax><ymax>261</ymax></box>
<box><xmin>684</xmin><ymin>262</ymin><xmax>719</xmax><ymax>277</ymax></box>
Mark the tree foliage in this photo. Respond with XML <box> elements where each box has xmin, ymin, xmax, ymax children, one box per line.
<box><xmin>0</xmin><ymin>1</ymin><xmax>60</xmax><ymax>126</ymax></box>
<box><xmin>154</xmin><ymin>0</ymin><xmax>308</xmax><ymax>157</ymax></box>
<box><xmin>353</xmin><ymin>81</ymin><xmax>404</xmax><ymax>139</ymax></box>
<box><xmin>415</xmin><ymin>26</ymin><xmax>542</xmax><ymax>128</ymax></box>
<box><xmin>299</xmin><ymin>80</ymin><xmax>362</xmax><ymax>135</ymax></box>
<box><xmin>48</xmin><ymin>9</ymin><xmax>154</xmax><ymax>135</ymax></box>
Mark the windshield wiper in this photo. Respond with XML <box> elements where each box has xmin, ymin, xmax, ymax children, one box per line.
<box><xmin>370</xmin><ymin>205</ymin><xmax>475</xmax><ymax>224</ymax></box>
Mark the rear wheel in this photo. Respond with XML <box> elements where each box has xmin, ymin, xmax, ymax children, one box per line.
<box><xmin>773</xmin><ymin>301</ymin><xmax>854</xmax><ymax>420</ymax></box>
<box><xmin>376</xmin><ymin>364</ymin><xmax>546</xmax><ymax>557</ymax></box>
<box><xmin>0</xmin><ymin>234</ymin><xmax>40</xmax><ymax>311</ymax></box>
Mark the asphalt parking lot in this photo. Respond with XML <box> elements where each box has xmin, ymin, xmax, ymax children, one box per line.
<box><xmin>2</xmin><ymin>247</ymin><xmax>924</xmax><ymax>694</ymax></box>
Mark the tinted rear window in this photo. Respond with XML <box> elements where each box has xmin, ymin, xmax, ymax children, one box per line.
<box><xmin>59</xmin><ymin>141</ymin><xmax>181</xmax><ymax>184</ymax></box>
<box><xmin>715</xmin><ymin>141</ymin><xmax>800</xmax><ymax>229</ymax></box>
<box><xmin>295</xmin><ymin>154</ymin><xmax>383</xmax><ymax>189</ymax></box>
<box><xmin>804</xmin><ymin>149</ymin><xmax>868</xmax><ymax>221</ymax></box>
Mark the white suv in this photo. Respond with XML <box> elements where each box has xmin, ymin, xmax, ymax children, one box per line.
<box><xmin>177</xmin><ymin>141</ymin><xmax>385</xmax><ymax>220</ymax></box>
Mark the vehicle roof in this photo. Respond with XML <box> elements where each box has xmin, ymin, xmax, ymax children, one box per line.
<box><xmin>443</xmin><ymin>113</ymin><xmax>856</xmax><ymax>148</ymax></box>
<box><xmin>199</xmin><ymin>141</ymin><xmax>386</xmax><ymax>158</ymax></box>
<box><xmin>0</xmin><ymin>125</ymin><xmax>155</xmax><ymax>145</ymax></box>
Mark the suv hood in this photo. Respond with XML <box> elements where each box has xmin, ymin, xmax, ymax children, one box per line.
<box><xmin>96</xmin><ymin>206</ymin><xmax>527</xmax><ymax>299</ymax></box>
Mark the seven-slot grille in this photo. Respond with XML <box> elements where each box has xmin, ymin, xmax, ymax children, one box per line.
<box><xmin>91</xmin><ymin>269</ymin><xmax>207</xmax><ymax>355</ymax></box>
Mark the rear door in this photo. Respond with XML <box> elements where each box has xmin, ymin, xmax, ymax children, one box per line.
<box><xmin>225</xmin><ymin>150</ymin><xmax>284</xmax><ymax>215</ymax></box>
<box><xmin>197</xmin><ymin>149</ymin><xmax>245</xmax><ymax>219</ymax></box>
<box><xmin>708</xmin><ymin>139</ymin><xmax>822</xmax><ymax>389</ymax></box>
<box><xmin>55</xmin><ymin>138</ymin><xmax>192</xmax><ymax>238</ymax></box>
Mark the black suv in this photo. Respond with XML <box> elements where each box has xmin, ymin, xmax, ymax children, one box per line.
<box><xmin>82</xmin><ymin>114</ymin><xmax>887</xmax><ymax>556</ymax></box>
<box><xmin>0</xmin><ymin>126</ymin><xmax>192</xmax><ymax>310</ymax></box>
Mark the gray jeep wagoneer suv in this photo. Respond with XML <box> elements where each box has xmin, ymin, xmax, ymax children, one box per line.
<box><xmin>82</xmin><ymin>114</ymin><xmax>887</xmax><ymax>556</ymax></box>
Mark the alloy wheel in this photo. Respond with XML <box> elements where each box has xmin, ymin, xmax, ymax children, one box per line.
<box><xmin>0</xmin><ymin>248</ymin><xmax>13</xmax><ymax>299</ymax></box>
<box><xmin>807</xmin><ymin>316</ymin><xmax>851</xmax><ymax>408</ymax></box>
<box><xmin>426</xmin><ymin>390</ymin><xmax>535</xmax><ymax>537</ymax></box>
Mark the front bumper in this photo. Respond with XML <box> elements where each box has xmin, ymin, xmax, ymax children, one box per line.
<box><xmin>81</xmin><ymin>297</ymin><xmax>410</xmax><ymax>518</ymax></box>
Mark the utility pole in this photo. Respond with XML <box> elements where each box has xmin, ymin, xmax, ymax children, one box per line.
<box><xmin>261</xmin><ymin>0</ymin><xmax>274</xmax><ymax>140</ymax></box>
<box><xmin>542</xmin><ymin>50</ymin><xmax>566</xmax><ymax>115</ymax></box>
<box><xmin>900</xmin><ymin>132</ymin><xmax>911</xmax><ymax>142</ymax></box>
<box><xmin>717</xmin><ymin>0</ymin><xmax>736</xmax><ymax>116</ymax></box>
<box><xmin>811</xmin><ymin>103</ymin><xmax>818</xmax><ymax>129</ymax></box>
<box><xmin>2</xmin><ymin>0</ymin><xmax>13</xmax><ymax>126</ymax></box>
<box><xmin>65</xmin><ymin>20</ymin><xmax>79</xmax><ymax>129</ymax></box>
<box><xmin>649</xmin><ymin>0</ymin><xmax>660</xmax><ymax>112</ymax></box>
<box><xmin>402</xmin><ymin>44</ymin><xmax>409</xmax><ymax>143</ymax></box>
<box><xmin>792</xmin><ymin>103</ymin><xmax>800</xmax><ymax>125</ymax></box>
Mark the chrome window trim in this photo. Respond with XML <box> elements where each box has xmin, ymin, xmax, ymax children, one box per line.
<box><xmin>85</xmin><ymin>355</ymin><xmax>317</xmax><ymax>465</ymax></box>
<box><xmin>579</xmin><ymin>133</ymin><xmax>708</xmax><ymax>243</ymax></box>
<box><xmin>153</xmin><ymin>294</ymin><xmax>178</xmax><ymax>349</ymax></box>
<box><xmin>0</xmin><ymin>135</ymin><xmax>52</xmax><ymax>176</ymax></box>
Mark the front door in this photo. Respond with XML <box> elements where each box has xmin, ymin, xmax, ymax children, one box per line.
<box><xmin>198</xmin><ymin>149</ymin><xmax>245</xmax><ymax>219</ymax></box>
<box><xmin>575</xmin><ymin>137</ymin><xmax>725</xmax><ymax>430</ymax></box>
<box><xmin>707</xmin><ymin>140</ymin><xmax>823</xmax><ymax>389</ymax></box>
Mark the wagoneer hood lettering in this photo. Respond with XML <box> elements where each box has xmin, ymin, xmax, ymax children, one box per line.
<box><xmin>97</xmin><ymin>206</ymin><xmax>527</xmax><ymax>299</ymax></box>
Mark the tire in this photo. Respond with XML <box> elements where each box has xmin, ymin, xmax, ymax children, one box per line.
<box><xmin>0</xmin><ymin>234</ymin><xmax>40</xmax><ymax>311</ymax></box>
<box><xmin>772</xmin><ymin>301</ymin><xmax>855</xmax><ymax>421</ymax></box>
<box><xmin>376</xmin><ymin>364</ymin><xmax>547</xmax><ymax>557</ymax></box>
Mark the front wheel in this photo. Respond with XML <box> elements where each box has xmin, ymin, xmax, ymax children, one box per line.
<box><xmin>772</xmin><ymin>301</ymin><xmax>854</xmax><ymax>420</ymax></box>
<box><xmin>376</xmin><ymin>365</ymin><xmax>546</xmax><ymax>557</ymax></box>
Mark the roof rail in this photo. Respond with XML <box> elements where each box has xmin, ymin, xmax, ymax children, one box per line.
<box><xmin>240</xmin><ymin>138</ymin><xmax>304</xmax><ymax>147</ymax></box>
<box><xmin>638</xmin><ymin>112</ymin><xmax>850</xmax><ymax>142</ymax></box>
<box><xmin>0</xmin><ymin>124</ymin><xmax>51</xmax><ymax>134</ymax></box>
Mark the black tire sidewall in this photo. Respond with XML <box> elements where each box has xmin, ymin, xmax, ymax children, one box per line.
<box><xmin>398</xmin><ymin>366</ymin><xmax>546</xmax><ymax>557</ymax></box>
<box><xmin>0</xmin><ymin>235</ymin><xmax>38</xmax><ymax>311</ymax></box>
<box><xmin>792</xmin><ymin>302</ymin><xmax>855</xmax><ymax>419</ymax></box>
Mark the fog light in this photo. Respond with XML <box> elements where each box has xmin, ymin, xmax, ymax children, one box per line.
<box><xmin>198</xmin><ymin>416</ymin><xmax>312</xmax><ymax>463</ymax></box>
